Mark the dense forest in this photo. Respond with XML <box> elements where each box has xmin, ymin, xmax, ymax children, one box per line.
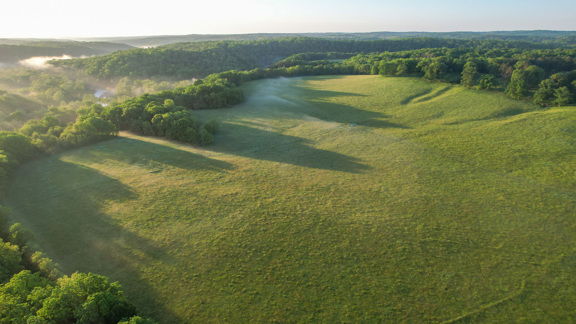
<box><xmin>52</xmin><ymin>37</ymin><xmax>552</xmax><ymax>79</ymax></box>
<box><xmin>1</xmin><ymin>32</ymin><xmax>575</xmax><ymax>322</ymax></box>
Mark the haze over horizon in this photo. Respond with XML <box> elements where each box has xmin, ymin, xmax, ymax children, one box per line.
<box><xmin>2</xmin><ymin>0</ymin><xmax>576</xmax><ymax>39</ymax></box>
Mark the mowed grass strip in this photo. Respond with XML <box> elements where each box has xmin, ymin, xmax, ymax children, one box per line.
<box><xmin>7</xmin><ymin>76</ymin><xmax>576</xmax><ymax>322</ymax></box>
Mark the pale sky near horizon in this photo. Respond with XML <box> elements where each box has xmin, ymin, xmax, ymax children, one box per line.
<box><xmin>1</xmin><ymin>0</ymin><xmax>575</xmax><ymax>39</ymax></box>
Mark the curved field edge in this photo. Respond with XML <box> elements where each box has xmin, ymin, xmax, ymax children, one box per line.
<box><xmin>6</xmin><ymin>76</ymin><xmax>576</xmax><ymax>322</ymax></box>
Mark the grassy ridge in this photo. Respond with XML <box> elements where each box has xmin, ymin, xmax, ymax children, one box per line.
<box><xmin>7</xmin><ymin>76</ymin><xmax>576</xmax><ymax>322</ymax></box>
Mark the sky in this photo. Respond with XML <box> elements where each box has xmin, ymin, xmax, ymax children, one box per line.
<box><xmin>1</xmin><ymin>0</ymin><xmax>576</xmax><ymax>39</ymax></box>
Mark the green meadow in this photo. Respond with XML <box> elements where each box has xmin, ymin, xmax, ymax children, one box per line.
<box><xmin>6</xmin><ymin>75</ymin><xmax>576</xmax><ymax>322</ymax></box>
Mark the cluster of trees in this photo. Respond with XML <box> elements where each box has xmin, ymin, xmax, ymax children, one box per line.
<box><xmin>533</xmin><ymin>71</ymin><xmax>576</xmax><ymax>106</ymax></box>
<box><xmin>0</xmin><ymin>239</ymin><xmax>148</xmax><ymax>323</ymax></box>
<box><xmin>357</xmin><ymin>47</ymin><xmax>576</xmax><ymax>105</ymax></box>
<box><xmin>28</xmin><ymin>72</ymin><xmax>89</xmax><ymax>104</ymax></box>
<box><xmin>81</xmin><ymin>76</ymin><xmax>239</xmax><ymax>145</ymax></box>
<box><xmin>4</xmin><ymin>75</ymin><xmax>238</xmax><ymax>155</ymax></box>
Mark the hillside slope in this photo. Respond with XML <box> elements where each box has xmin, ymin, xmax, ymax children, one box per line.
<box><xmin>7</xmin><ymin>76</ymin><xmax>576</xmax><ymax>322</ymax></box>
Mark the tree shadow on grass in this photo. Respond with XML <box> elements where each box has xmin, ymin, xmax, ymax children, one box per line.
<box><xmin>211</xmin><ymin>122</ymin><xmax>371</xmax><ymax>173</ymax></box>
<box><xmin>400</xmin><ymin>88</ymin><xmax>434</xmax><ymax>105</ymax></box>
<box><xmin>70</xmin><ymin>136</ymin><xmax>234</xmax><ymax>173</ymax></box>
<box><xmin>7</xmin><ymin>158</ymin><xmax>186</xmax><ymax>322</ymax></box>
<box><xmin>243</xmin><ymin>77</ymin><xmax>411</xmax><ymax>130</ymax></box>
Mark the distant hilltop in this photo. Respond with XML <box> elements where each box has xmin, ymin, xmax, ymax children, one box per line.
<box><xmin>2</xmin><ymin>30</ymin><xmax>575</xmax><ymax>48</ymax></box>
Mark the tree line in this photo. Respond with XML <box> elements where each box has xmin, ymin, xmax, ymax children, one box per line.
<box><xmin>217</xmin><ymin>46</ymin><xmax>576</xmax><ymax>107</ymax></box>
<box><xmin>345</xmin><ymin>47</ymin><xmax>576</xmax><ymax>106</ymax></box>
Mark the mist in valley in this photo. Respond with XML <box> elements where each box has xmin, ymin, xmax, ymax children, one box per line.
<box><xmin>0</xmin><ymin>51</ymin><xmax>194</xmax><ymax>131</ymax></box>
<box><xmin>18</xmin><ymin>55</ymin><xmax>75</xmax><ymax>69</ymax></box>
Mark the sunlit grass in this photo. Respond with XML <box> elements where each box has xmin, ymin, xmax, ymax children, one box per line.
<box><xmin>7</xmin><ymin>76</ymin><xmax>576</xmax><ymax>322</ymax></box>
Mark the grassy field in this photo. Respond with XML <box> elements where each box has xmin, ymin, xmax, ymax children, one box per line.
<box><xmin>6</xmin><ymin>75</ymin><xmax>576</xmax><ymax>322</ymax></box>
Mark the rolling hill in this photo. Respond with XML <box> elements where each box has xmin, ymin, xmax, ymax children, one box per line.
<box><xmin>7</xmin><ymin>75</ymin><xmax>576</xmax><ymax>322</ymax></box>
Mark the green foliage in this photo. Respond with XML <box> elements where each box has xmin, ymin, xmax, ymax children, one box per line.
<box><xmin>154</xmin><ymin>111</ymin><xmax>200</xmax><ymax>143</ymax></box>
<box><xmin>74</xmin><ymin>291</ymin><xmax>136</xmax><ymax>324</ymax></box>
<box><xmin>30</xmin><ymin>73</ymin><xmax>88</xmax><ymax>105</ymax></box>
<box><xmin>118</xmin><ymin>316</ymin><xmax>158</xmax><ymax>324</ymax></box>
<box><xmin>36</xmin><ymin>272</ymin><xmax>136</xmax><ymax>322</ymax></box>
<box><xmin>0</xmin><ymin>206</ymin><xmax>11</xmax><ymax>239</ymax></box>
<box><xmin>199</xmin><ymin>125</ymin><xmax>214</xmax><ymax>145</ymax></box>
<box><xmin>505</xmin><ymin>69</ymin><xmax>530</xmax><ymax>99</ymax></box>
<box><xmin>460</xmin><ymin>61</ymin><xmax>478</xmax><ymax>88</ymax></box>
<box><xmin>203</xmin><ymin>119</ymin><xmax>219</xmax><ymax>134</ymax></box>
<box><xmin>553</xmin><ymin>86</ymin><xmax>573</xmax><ymax>106</ymax></box>
<box><xmin>478</xmin><ymin>74</ymin><xmax>497</xmax><ymax>90</ymax></box>
<box><xmin>534</xmin><ymin>71</ymin><xmax>576</xmax><ymax>106</ymax></box>
<box><xmin>30</xmin><ymin>252</ymin><xmax>62</xmax><ymax>281</ymax></box>
<box><xmin>378</xmin><ymin>61</ymin><xmax>398</xmax><ymax>76</ymax></box>
<box><xmin>420</xmin><ymin>59</ymin><xmax>448</xmax><ymax>80</ymax></box>
<box><xmin>0</xmin><ymin>270</ymin><xmax>53</xmax><ymax>322</ymax></box>
<box><xmin>524</xmin><ymin>65</ymin><xmax>545</xmax><ymax>87</ymax></box>
<box><xmin>0</xmin><ymin>92</ymin><xmax>46</xmax><ymax>131</ymax></box>
<box><xmin>395</xmin><ymin>59</ymin><xmax>419</xmax><ymax>75</ymax></box>
<box><xmin>0</xmin><ymin>240</ymin><xmax>24</xmax><ymax>283</ymax></box>
<box><xmin>0</xmin><ymin>132</ymin><xmax>37</xmax><ymax>163</ymax></box>
<box><xmin>0</xmin><ymin>271</ymin><xmax>137</xmax><ymax>323</ymax></box>
<box><xmin>59</xmin><ymin>116</ymin><xmax>117</xmax><ymax>147</ymax></box>
<box><xmin>9</xmin><ymin>223</ymin><xmax>32</xmax><ymax>249</ymax></box>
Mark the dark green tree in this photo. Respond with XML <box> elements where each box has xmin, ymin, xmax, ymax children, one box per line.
<box><xmin>461</xmin><ymin>61</ymin><xmax>478</xmax><ymax>88</ymax></box>
<box><xmin>421</xmin><ymin>60</ymin><xmax>448</xmax><ymax>80</ymax></box>
<box><xmin>478</xmin><ymin>75</ymin><xmax>497</xmax><ymax>90</ymax></box>
<box><xmin>534</xmin><ymin>79</ymin><xmax>557</xmax><ymax>106</ymax></box>
<box><xmin>553</xmin><ymin>86</ymin><xmax>573</xmax><ymax>106</ymax></box>
<box><xmin>505</xmin><ymin>70</ymin><xmax>530</xmax><ymax>99</ymax></box>
<box><xmin>36</xmin><ymin>272</ymin><xmax>136</xmax><ymax>323</ymax></box>
<box><xmin>0</xmin><ymin>240</ymin><xmax>24</xmax><ymax>283</ymax></box>
<box><xmin>378</xmin><ymin>61</ymin><xmax>398</xmax><ymax>77</ymax></box>
<box><xmin>199</xmin><ymin>126</ymin><xmax>214</xmax><ymax>145</ymax></box>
